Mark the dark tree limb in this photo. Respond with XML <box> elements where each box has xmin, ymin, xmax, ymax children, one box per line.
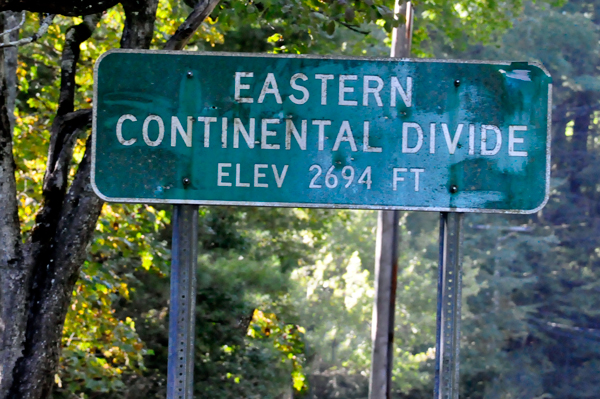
<box><xmin>569</xmin><ymin>91</ymin><xmax>593</xmax><ymax>195</ymax></box>
<box><xmin>338</xmin><ymin>20</ymin><xmax>370</xmax><ymax>35</ymax></box>
<box><xmin>27</xmin><ymin>110</ymin><xmax>92</xmax><ymax>251</ymax></box>
<box><xmin>0</xmin><ymin>12</ymin><xmax>25</xmax><ymax>399</ymax></box>
<box><xmin>27</xmin><ymin>14</ymin><xmax>98</xmax><ymax>253</ymax></box>
<box><xmin>43</xmin><ymin>110</ymin><xmax>92</xmax><ymax>193</ymax></box>
<box><xmin>26</xmin><ymin>12</ymin><xmax>99</xmax><ymax>274</ymax></box>
<box><xmin>164</xmin><ymin>0</ymin><xmax>220</xmax><ymax>50</ymax></box>
<box><xmin>121</xmin><ymin>0</ymin><xmax>159</xmax><ymax>49</ymax></box>
<box><xmin>57</xmin><ymin>14</ymin><xmax>100</xmax><ymax>114</ymax></box>
<box><xmin>0</xmin><ymin>0</ymin><xmax>118</xmax><ymax>16</ymax></box>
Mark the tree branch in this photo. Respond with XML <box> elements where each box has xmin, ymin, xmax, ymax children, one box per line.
<box><xmin>0</xmin><ymin>10</ymin><xmax>23</xmax><ymax>37</ymax></box>
<box><xmin>29</xmin><ymin>13</ymin><xmax>100</xmax><ymax>254</ymax></box>
<box><xmin>164</xmin><ymin>0</ymin><xmax>220</xmax><ymax>50</ymax></box>
<box><xmin>42</xmin><ymin>109</ymin><xmax>92</xmax><ymax>195</ymax></box>
<box><xmin>57</xmin><ymin>14</ymin><xmax>100</xmax><ymax>115</ymax></box>
<box><xmin>0</xmin><ymin>13</ymin><xmax>55</xmax><ymax>48</ymax></box>
<box><xmin>0</xmin><ymin>0</ymin><xmax>118</xmax><ymax>16</ymax></box>
<box><xmin>120</xmin><ymin>0</ymin><xmax>159</xmax><ymax>49</ymax></box>
<box><xmin>338</xmin><ymin>20</ymin><xmax>370</xmax><ymax>35</ymax></box>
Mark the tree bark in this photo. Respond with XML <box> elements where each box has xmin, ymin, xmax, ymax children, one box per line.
<box><xmin>164</xmin><ymin>0</ymin><xmax>220</xmax><ymax>50</ymax></box>
<box><xmin>550</xmin><ymin>103</ymin><xmax>568</xmax><ymax>175</ymax></box>
<box><xmin>121</xmin><ymin>0</ymin><xmax>159</xmax><ymax>49</ymax></box>
<box><xmin>569</xmin><ymin>92</ymin><xmax>593</xmax><ymax>195</ymax></box>
<box><xmin>0</xmin><ymin>12</ymin><xmax>25</xmax><ymax>399</ymax></box>
<box><xmin>3</xmin><ymin>11</ymin><xmax>18</xmax><ymax>129</ymax></box>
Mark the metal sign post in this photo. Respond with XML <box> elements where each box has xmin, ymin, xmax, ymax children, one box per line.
<box><xmin>370</xmin><ymin>2</ymin><xmax>413</xmax><ymax>399</ymax></box>
<box><xmin>370</xmin><ymin>210</ymin><xmax>401</xmax><ymax>399</ymax></box>
<box><xmin>166</xmin><ymin>205</ymin><xmax>199</xmax><ymax>399</ymax></box>
<box><xmin>434</xmin><ymin>212</ymin><xmax>463</xmax><ymax>399</ymax></box>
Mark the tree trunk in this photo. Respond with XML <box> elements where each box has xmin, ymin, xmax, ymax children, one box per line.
<box><xmin>550</xmin><ymin>103</ymin><xmax>568</xmax><ymax>177</ymax></box>
<box><xmin>0</xmin><ymin>1</ymin><xmax>219</xmax><ymax>397</ymax></box>
<box><xmin>1</xmin><ymin>13</ymin><xmax>105</xmax><ymax>399</ymax></box>
<box><xmin>0</xmin><ymin>12</ymin><xmax>26</xmax><ymax>398</ymax></box>
<box><xmin>569</xmin><ymin>92</ymin><xmax>592</xmax><ymax>195</ymax></box>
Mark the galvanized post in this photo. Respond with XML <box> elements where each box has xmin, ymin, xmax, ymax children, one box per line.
<box><xmin>167</xmin><ymin>205</ymin><xmax>199</xmax><ymax>399</ymax></box>
<box><xmin>434</xmin><ymin>212</ymin><xmax>463</xmax><ymax>399</ymax></box>
<box><xmin>370</xmin><ymin>210</ymin><xmax>400</xmax><ymax>399</ymax></box>
<box><xmin>369</xmin><ymin>3</ymin><xmax>413</xmax><ymax>399</ymax></box>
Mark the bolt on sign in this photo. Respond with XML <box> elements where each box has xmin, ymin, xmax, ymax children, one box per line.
<box><xmin>92</xmin><ymin>50</ymin><xmax>551</xmax><ymax>213</ymax></box>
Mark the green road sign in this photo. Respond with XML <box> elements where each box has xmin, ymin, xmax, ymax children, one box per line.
<box><xmin>92</xmin><ymin>50</ymin><xmax>551</xmax><ymax>213</ymax></box>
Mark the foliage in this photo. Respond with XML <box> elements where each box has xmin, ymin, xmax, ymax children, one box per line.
<box><xmin>435</xmin><ymin>2</ymin><xmax>600</xmax><ymax>398</ymax></box>
<box><xmin>6</xmin><ymin>0</ymin><xmax>574</xmax><ymax>397</ymax></box>
<box><xmin>54</xmin><ymin>204</ymin><xmax>170</xmax><ymax>397</ymax></box>
<box><xmin>285</xmin><ymin>210</ymin><xmax>442</xmax><ymax>399</ymax></box>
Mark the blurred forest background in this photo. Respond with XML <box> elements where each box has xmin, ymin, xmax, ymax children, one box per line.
<box><xmin>7</xmin><ymin>0</ymin><xmax>600</xmax><ymax>397</ymax></box>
